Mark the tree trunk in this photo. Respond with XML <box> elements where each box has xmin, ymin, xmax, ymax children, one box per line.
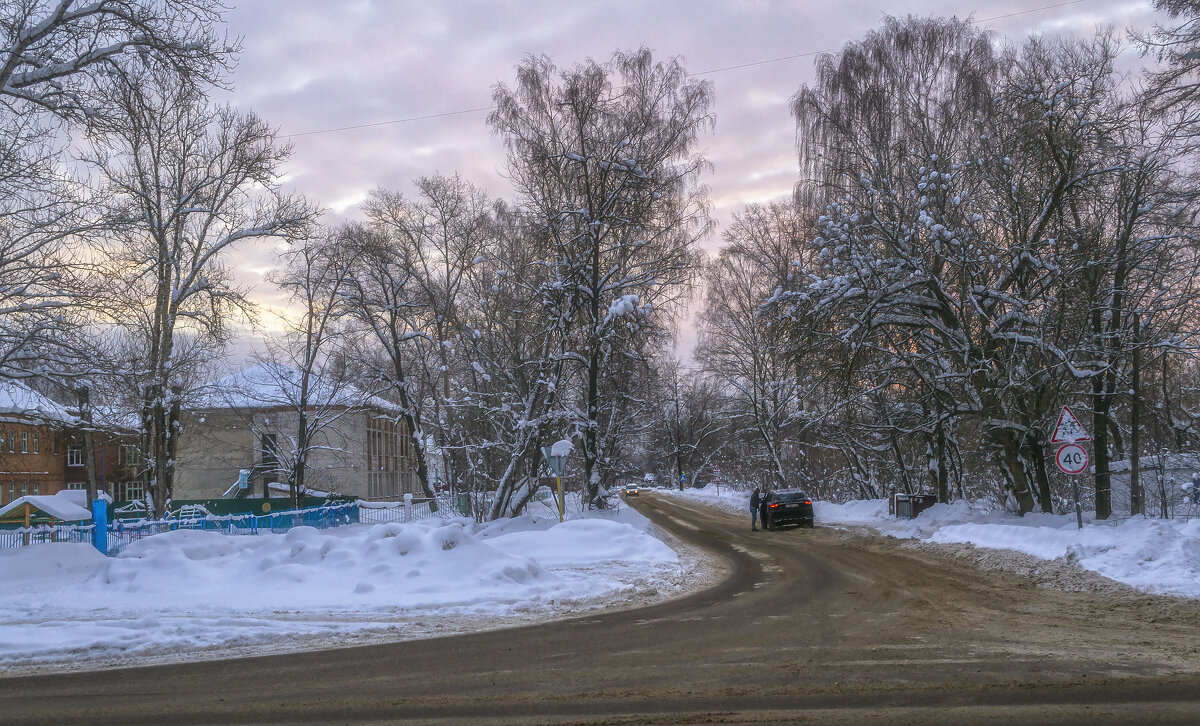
<box><xmin>76</xmin><ymin>387</ymin><xmax>98</xmax><ymax>504</ymax></box>
<box><xmin>1130</xmin><ymin>313</ymin><xmax>1142</xmax><ymax>516</ymax></box>
<box><xmin>294</xmin><ymin>410</ymin><xmax>307</xmax><ymax>509</ymax></box>
<box><xmin>934</xmin><ymin>421</ymin><xmax>949</xmax><ymax>504</ymax></box>
<box><xmin>1028</xmin><ymin>438</ymin><xmax>1054</xmax><ymax>514</ymax></box>
<box><xmin>584</xmin><ymin>345</ymin><xmax>602</xmax><ymax>506</ymax></box>
<box><xmin>1092</xmin><ymin>387</ymin><xmax>1113</xmax><ymax>520</ymax></box>
<box><xmin>167</xmin><ymin>386</ymin><xmax>181</xmax><ymax>509</ymax></box>
<box><xmin>997</xmin><ymin>432</ymin><xmax>1036</xmax><ymax>514</ymax></box>
<box><xmin>388</xmin><ymin>338</ymin><xmax>436</xmax><ymax>504</ymax></box>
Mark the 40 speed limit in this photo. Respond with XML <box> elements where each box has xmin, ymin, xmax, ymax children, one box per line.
<box><xmin>1055</xmin><ymin>443</ymin><xmax>1089</xmax><ymax>475</ymax></box>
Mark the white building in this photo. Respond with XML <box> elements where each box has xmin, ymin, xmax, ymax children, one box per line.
<box><xmin>174</xmin><ymin>364</ymin><xmax>421</xmax><ymax>501</ymax></box>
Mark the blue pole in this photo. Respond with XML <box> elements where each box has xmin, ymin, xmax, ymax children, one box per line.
<box><xmin>91</xmin><ymin>498</ymin><xmax>108</xmax><ymax>556</ymax></box>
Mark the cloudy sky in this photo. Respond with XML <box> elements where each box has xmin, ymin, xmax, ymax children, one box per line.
<box><xmin>213</xmin><ymin>0</ymin><xmax>1161</xmax><ymax>347</ymax></box>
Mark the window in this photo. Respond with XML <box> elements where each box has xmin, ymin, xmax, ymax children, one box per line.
<box><xmin>53</xmin><ymin>436</ymin><xmax>58</xmax><ymax>456</ymax></box>
<box><xmin>124</xmin><ymin>479</ymin><xmax>144</xmax><ymax>502</ymax></box>
<box><xmin>261</xmin><ymin>434</ymin><xmax>279</xmax><ymax>469</ymax></box>
<box><xmin>7</xmin><ymin>429</ymin><xmax>12</xmax><ymax>453</ymax></box>
<box><xmin>32</xmin><ymin>483</ymin><xmax>38</xmax><ymax>495</ymax></box>
<box><xmin>67</xmin><ymin>445</ymin><xmax>83</xmax><ymax>467</ymax></box>
<box><xmin>32</xmin><ymin>432</ymin><xmax>38</xmax><ymax>454</ymax></box>
<box><xmin>367</xmin><ymin>417</ymin><xmax>401</xmax><ymax>473</ymax></box>
<box><xmin>119</xmin><ymin>445</ymin><xmax>143</xmax><ymax>467</ymax></box>
<box><xmin>67</xmin><ymin>482</ymin><xmax>87</xmax><ymax>490</ymax></box>
<box><xmin>20</xmin><ymin>431</ymin><xmax>27</xmax><ymax>453</ymax></box>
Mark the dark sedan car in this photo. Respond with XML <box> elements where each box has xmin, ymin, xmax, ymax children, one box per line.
<box><xmin>763</xmin><ymin>489</ymin><xmax>814</xmax><ymax>529</ymax></box>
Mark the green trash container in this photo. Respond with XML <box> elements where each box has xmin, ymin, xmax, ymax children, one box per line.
<box><xmin>457</xmin><ymin>493</ymin><xmax>470</xmax><ymax>516</ymax></box>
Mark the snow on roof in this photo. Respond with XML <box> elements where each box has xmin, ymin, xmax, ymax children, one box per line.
<box><xmin>0</xmin><ymin>490</ymin><xmax>92</xmax><ymax>523</ymax></box>
<box><xmin>0</xmin><ymin>379</ymin><xmax>77</xmax><ymax>426</ymax></box>
<box><xmin>190</xmin><ymin>363</ymin><xmax>400</xmax><ymax>414</ymax></box>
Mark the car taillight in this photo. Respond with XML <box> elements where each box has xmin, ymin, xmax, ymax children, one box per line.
<box><xmin>769</xmin><ymin>503</ymin><xmax>779</xmax><ymax>508</ymax></box>
<box><xmin>804</xmin><ymin>500</ymin><xmax>811</xmax><ymax>505</ymax></box>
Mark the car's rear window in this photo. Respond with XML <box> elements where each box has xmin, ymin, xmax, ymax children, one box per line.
<box><xmin>776</xmin><ymin>492</ymin><xmax>809</xmax><ymax>502</ymax></box>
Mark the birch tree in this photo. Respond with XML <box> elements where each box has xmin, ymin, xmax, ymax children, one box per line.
<box><xmin>697</xmin><ymin>202</ymin><xmax>822</xmax><ymax>490</ymax></box>
<box><xmin>489</xmin><ymin>48</ymin><xmax>712</xmax><ymax>506</ymax></box>
<box><xmin>784</xmin><ymin>15</ymin><xmax>1010</xmax><ymax>506</ymax></box>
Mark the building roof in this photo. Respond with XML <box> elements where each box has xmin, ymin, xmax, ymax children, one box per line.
<box><xmin>0</xmin><ymin>490</ymin><xmax>91</xmax><ymax>524</ymax></box>
<box><xmin>190</xmin><ymin>363</ymin><xmax>401</xmax><ymax>414</ymax></box>
<box><xmin>0</xmin><ymin>379</ymin><xmax>77</xmax><ymax>426</ymax></box>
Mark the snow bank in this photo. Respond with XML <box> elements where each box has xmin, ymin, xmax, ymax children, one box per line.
<box><xmin>0</xmin><ymin>507</ymin><xmax>684</xmax><ymax>670</ymax></box>
<box><xmin>487</xmin><ymin>518</ymin><xmax>677</xmax><ymax>567</ymax></box>
<box><xmin>666</xmin><ymin>485</ymin><xmax>1200</xmax><ymax>599</ymax></box>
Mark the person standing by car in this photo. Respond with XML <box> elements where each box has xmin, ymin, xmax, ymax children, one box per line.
<box><xmin>750</xmin><ymin>486</ymin><xmax>762</xmax><ymax>531</ymax></box>
<box><xmin>759</xmin><ymin>490</ymin><xmax>770</xmax><ymax>530</ymax></box>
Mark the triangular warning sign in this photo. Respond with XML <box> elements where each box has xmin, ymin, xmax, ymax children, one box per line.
<box><xmin>1051</xmin><ymin>405</ymin><xmax>1090</xmax><ymax>444</ymax></box>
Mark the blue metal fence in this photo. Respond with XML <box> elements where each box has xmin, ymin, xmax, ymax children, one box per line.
<box><xmin>0</xmin><ymin>523</ymin><xmax>96</xmax><ymax>549</ymax></box>
<box><xmin>1</xmin><ymin>500</ymin><xmax>452</xmax><ymax>556</ymax></box>
<box><xmin>103</xmin><ymin>502</ymin><xmax>364</xmax><ymax>555</ymax></box>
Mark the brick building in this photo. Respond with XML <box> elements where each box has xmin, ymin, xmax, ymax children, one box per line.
<box><xmin>0</xmin><ymin>381</ymin><xmax>142</xmax><ymax>506</ymax></box>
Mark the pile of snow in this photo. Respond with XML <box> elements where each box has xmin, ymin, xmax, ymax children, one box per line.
<box><xmin>666</xmin><ymin>485</ymin><xmax>1200</xmax><ymax>599</ymax></box>
<box><xmin>0</xmin><ymin>507</ymin><xmax>684</xmax><ymax>671</ymax></box>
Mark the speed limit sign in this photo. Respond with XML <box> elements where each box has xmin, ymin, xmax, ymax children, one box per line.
<box><xmin>1055</xmin><ymin>443</ymin><xmax>1089</xmax><ymax>475</ymax></box>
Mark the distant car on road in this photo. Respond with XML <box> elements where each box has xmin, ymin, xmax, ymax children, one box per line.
<box><xmin>623</xmin><ymin>483</ymin><xmax>641</xmax><ymax>497</ymax></box>
<box><xmin>763</xmin><ymin>489</ymin><xmax>814</xmax><ymax>529</ymax></box>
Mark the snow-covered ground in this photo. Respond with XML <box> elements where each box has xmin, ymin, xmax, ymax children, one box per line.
<box><xmin>666</xmin><ymin>485</ymin><xmax>1200</xmax><ymax>599</ymax></box>
<box><xmin>0</xmin><ymin>501</ymin><xmax>716</xmax><ymax>674</ymax></box>
<box><xmin>5</xmin><ymin>486</ymin><xmax>1195</xmax><ymax>676</ymax></box>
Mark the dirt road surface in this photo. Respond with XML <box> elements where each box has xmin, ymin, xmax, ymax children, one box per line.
<box><xmin>2</xmin><ymin>495</ymin><xmax>1199</xmax><ymax>724</ymax></box>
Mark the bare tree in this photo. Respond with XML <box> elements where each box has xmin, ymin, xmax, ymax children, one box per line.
<box><xmin>697</xmin><ymin>202</ymin><xmax>820</xmax><ymax>490</ymax></box>
<box><xmin>647</xmin><ymin>359</ymin><xmax>728</xmax><ymax>491</ymax></box>
<box><xmin>1</xmin><ymin>0</ymin><xmax>234</xmax><ymax>120</ymax></box>
<box><xmin>263</xmin><ymin>231</ymin><xmax>361</xmax><ymax>507</ymax></box>
<box><xmin>489</xmin><ymin>48</ymin><xmax>713</xmax><ymax>506</ymax></box>
<box><xmin>351</xmin><ymin>176</ymin><xmax>496</xmax><ymax>502</ymax></box>
<box><xmin>0</xmin><ymin>112</ymin><xmax>94</xmax><ymax>380</ymax></box>
<box><xmin>769</xmin><ymin>18</ymin><xmax>1200</xmax><ymax>520</ymax></box>
<box><xmin>0</xmin><ymin>0</ymin><xmax>237</xmax><ymax>389</ymax></box>
<box><xmin>87</xmin><ymin>71</ymin><xmax>315</xmax><ymax>516</ymax></box>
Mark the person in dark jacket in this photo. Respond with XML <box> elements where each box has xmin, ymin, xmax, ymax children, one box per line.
<box><xmin>750</xmin><ymin>486</ymin><xmax>762</xmax><ymax>531</ymax></box>
<box><xmin>759</xmin><ymin>490</ymin><xmax>770</xmax><ymax>529</ymax></box>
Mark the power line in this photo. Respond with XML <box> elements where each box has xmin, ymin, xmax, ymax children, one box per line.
<box><xmin>977</xmin><ymin>0</ymin><xmax>1087</xmax><ymax>23</ymax></box>
<box><xmin>688</xmin><ymin>49</ymin><xmax>834</xmax><ymax>77</ymax></box>
<box><xmin>282</xmin><ymin>0</ymin><xmax>1091</xmax><ymax>140</ymax></box>
<box><xmin>286</xmin><ymin>106</ymin><xmax>494</xmax><ymax>139</ymax></box>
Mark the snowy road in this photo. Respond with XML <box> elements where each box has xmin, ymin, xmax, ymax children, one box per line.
<box><xmin>3</xmin><ymin>494</ymin><xmax>1200</xmax><ymax>724</ymax></box>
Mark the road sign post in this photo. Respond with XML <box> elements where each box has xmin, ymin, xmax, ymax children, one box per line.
<box><xmin>542</xmin><ymin>439</ymin><xmax>572</xmax><ymax>523</ymax></box>
<box><xmin>1055</xmin><ymin>443</ymin><xmax>1089</xmax><ymax>475</ymax></box>
<box><xmin>1051</xmin><ymin>406</ymin><xmax>1091</xmax><ymax>530</ymax></box>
